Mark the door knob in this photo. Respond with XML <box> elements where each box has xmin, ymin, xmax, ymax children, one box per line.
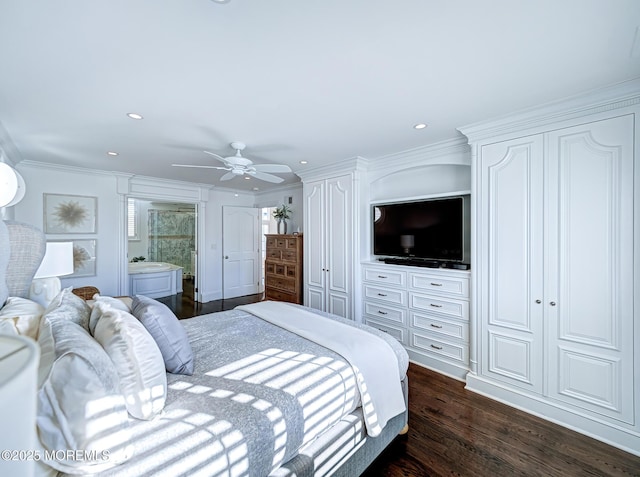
<box><xmin>225</xmin><ymin>255</ymin><xmax>229</xmax><ymax>259</ymax></box>
<box><xmin>535</xmin><ymin>299</ymin><xmax>541</xmax><ymax>304</ymax></box>
<box><xmin>550</xmin><ymin>301</ymin><xmax>556</xmax><ymax>306</ymax></box>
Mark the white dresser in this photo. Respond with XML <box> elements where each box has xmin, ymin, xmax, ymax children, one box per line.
<box><xmin>362</xmin><ymin>262</ymin><xmax>471</xmax><ymax>380</ymax></box>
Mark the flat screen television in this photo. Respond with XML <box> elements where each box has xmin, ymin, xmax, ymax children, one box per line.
<box><xmin>372</xmin><ymin>195</ymin><xmax>470</xmax><ymax>263</ymax></box>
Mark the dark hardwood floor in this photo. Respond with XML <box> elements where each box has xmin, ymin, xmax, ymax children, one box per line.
<box><xmin>160</xmin><ymin>281</ymin><xmax>640</xmax><ymax>476</ymax></box>
<box><xmin>156</xmin><ymin>277</ymin><xmax>264</xmax><ymax>319</ymax></box>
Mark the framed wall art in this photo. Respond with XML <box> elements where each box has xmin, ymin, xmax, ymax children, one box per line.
<box><xmin>44</xmin><ymin>194</ymin><xmax>97</xmax><ymax>234</ymax></box>
<box><xmin>55</xmin><ymin>239</ymin><xmax>97</xmax><ymax>278</ymax></box>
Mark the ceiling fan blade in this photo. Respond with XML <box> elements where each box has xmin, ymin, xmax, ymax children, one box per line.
<box><xmin>251</xmin><ymin>171</ymin><xmax>285</xmax><ymax>183</ymax></box>
<box><xmin>220</xmin><ymin>171</ymin><xmax>237</xmax><ymax>181</ymax></box>
<box><xmin>252</xmin><ymin>164</ymin><xmax>292</xmax><ymax>173</ymax></box>
<box><xmin>172</xmin><ymin>163</ymin><xmax>229</xmax><ymax>170</ymax></box>
<box><xmin>203</xmin><ymin>150</ymin><xmax>229</xmax><ymax>163</ymax></box>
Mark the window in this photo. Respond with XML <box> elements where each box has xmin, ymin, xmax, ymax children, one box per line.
<box><xmin>127</xmin><ymin>198</ymin><xmax>139</xmax><ymax>240</ymax></box>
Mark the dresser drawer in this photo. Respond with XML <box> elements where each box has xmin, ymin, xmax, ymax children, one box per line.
<box><xmin>409</xmin><ymin>272</ymin><xmax>469</xmax><ymax>298</ymax></box>
<box><xmin>409</xmin><ymin>292</ymin><xmax>469</xmax><ymax>320</ymax></box>
<box><xmin>364</xmin><ymin>285</ymin><xmax>407</xmax><ymax>306</ymax></box>
<box><xmin>285</xmin><ymin>238</ymin><xmax>299</xmax><ymax>250</ymax></box>
<box><xmin>410</xmin><ymin>311</ymin><xmax>469</xmax><ymax>342</ymax></box>
<box><xmin>265</xmin><ymin>287</ymin><xmax>297</xmax><ymax>303</ymax></box>
<box><xmin>363</xmin><ymin>266</ymin><xmax>406</xmax><ymax>287</ymax></box>
<box><xmin>364</xmin><ymin>318</ymin><xmax>407</xmax><ymax>345</ymax></box>
<box><xmin>364</xmin><ymin>301</ymin><xmax>406</xmax><ymax>325</ymax></box>
<box><xmin>267</xmin><ymin>250</ymin><xmax>281</xmax><ymax>260</ymax></box>
<box><xmin>410</xmin><ymin>331</ymin><xmax>468</xmax><ymax>364</ymax></box>
<box><xmin>281</xmin><ymin>250</ymin><xmax>298</xmax><ymax>262</ymax></box>
<box><xmin>268</xmin><ymin>276</ymin><xmax>297</xmax><ymax>293</ymax></box>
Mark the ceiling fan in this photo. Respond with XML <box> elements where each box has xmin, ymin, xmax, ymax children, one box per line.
<box><xmin>172</xmin><ymin>142</ymin><xmax>292</xmax><ymax>183</ymax></box>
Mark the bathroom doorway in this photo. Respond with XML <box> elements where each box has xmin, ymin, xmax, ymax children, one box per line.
<box><xmin>127</xmin><ymin>198</ymin><xmax>198</xmax><ymax>300</ymax></box>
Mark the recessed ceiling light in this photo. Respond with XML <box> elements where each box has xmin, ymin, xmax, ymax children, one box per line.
<box><xmin>252</xmin><ymin>187</ymin><xmax>259</xmax><ymax>191</ymax></box>
<box><xmin>127</xmin><ymin>113</ymin><xmax>144</xmax><ymax>120</ymax></box>
<box><xmin>107</xmin><ymin>151</ymin><xmax>119</xmax><ymax>156</ymax></box>
<box><xmin>300</xmin><ymin>160</ymin><xmax>308</xmax><ymax>164</ymax></box>
<box><xmin>234</xmin><ymin>193</ymin><xmax>239</xmax><ymax>197</ymax></box>
<box><xmin>244</xmin><ymin>176</ymin><xmax>251</xmax><ymax>180</ymax></box>
<box><xmin>211</xmin><ymin>0</ymin><xmax>231</xmax><ymax>3</ymax></box>
<box><xmin>414</xmin><ymin>123</ymin><xmax>428</xmax><ymax>130</ymax></box>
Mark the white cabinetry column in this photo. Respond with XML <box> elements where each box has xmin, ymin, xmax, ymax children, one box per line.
<box><xmin>303</xmin><ymin>172</ymin><xmax>355</xmax><ymax>319</ymax></box>
<box><xmin>460</xmin><ymin>82</ymin><xmax>640</xmax><ymax>455</ymax></box>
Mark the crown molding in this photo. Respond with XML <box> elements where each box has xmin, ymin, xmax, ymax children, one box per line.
<box><xmin>295</xmin><ymin>156</ymin><xmax>369</xmax><ymax>182</ymax></box>
<box><xmin>458</xmin><ymin>77</ymin><xmax>640</xmax><ymax>143</ymax></box>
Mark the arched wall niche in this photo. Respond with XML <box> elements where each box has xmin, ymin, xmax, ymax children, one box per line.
<box><xmin>369</xmin><ymin>163</ymin><xmax>471</xmax><ymax>202</ymax></box>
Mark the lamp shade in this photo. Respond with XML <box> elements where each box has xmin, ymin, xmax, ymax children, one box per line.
<box><xmin>0</xmin><ymin>335</ymin><xmax>39</xmax><ymax>477</ymax></box>
<box><xmin>34</xmin><ymin>242</ymin><xmax>74</xmax><ymax>278</ymax></box>
<box><xmin>0</xmin><ymin>163</ymin><xmax>26</xmax><ymax>208</ymax></box>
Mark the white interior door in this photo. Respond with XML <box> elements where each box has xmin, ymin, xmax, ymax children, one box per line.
<box><xmin>222</xmin><ymin>206</ymin><xmax>261</xmax><ymax>299</ymax></box>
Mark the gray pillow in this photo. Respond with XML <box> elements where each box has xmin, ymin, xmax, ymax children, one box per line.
<box><xmin>131</xmin><ymin>295</ymin><xmax>194</xmax><ymax>375</ymax></box>
<box><xmin>44</xmin><ymin>287</ymin><xmax>91</xmax><ymax>331</ymax></box>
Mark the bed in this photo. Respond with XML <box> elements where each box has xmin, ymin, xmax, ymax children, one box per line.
<box><xmin>0</xmin><ymin>220</ymin><xmax>409</xmax><ymax>477</ymax></box>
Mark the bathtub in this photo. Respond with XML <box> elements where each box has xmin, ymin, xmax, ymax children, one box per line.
<box><xmin>128</xmin><ymin>262</ymin><xmax>183</xmax><ymax>298</ymax></box>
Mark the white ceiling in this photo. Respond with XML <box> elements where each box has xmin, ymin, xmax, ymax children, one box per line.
<box><xmin>1</xmin><ymin>0</ymin><xmax>639</xmax><ymax>191</ymax></box>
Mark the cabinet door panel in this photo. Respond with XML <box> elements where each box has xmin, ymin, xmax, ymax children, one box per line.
<box><xmin>480</xmin><ymin>136</ymin><xmax>544</xmax><ymax>392</ymax></box>
<box><xmin>546</xmin><ymin>114</ymin><xmax>634</xmax><ymax>422</ymax></box>
<box><xmin>326</xmin><ymin>176</ymin><xmax>352</xmax><ymax>295</ymax></box>
<box><xmin>304</xmin><ymin>182</ymin><xmax>325</xmax><ymax>290</ymax></box>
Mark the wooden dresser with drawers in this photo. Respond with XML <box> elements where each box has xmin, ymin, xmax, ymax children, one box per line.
<box><xmin>265</xmin><ymin>234</ymin><xmax>303</xmax><ymax>304</ymax></box>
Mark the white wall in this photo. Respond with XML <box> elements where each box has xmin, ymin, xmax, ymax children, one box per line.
<box><xmin>254</xmin><ymin>184</ymin><xmax>304</xmax><ymax>234</ymax></box>
<box><xmin>13</xmin><ymin>162</ymin><xmax>123</xmax><ymax>295</ymax></box>
<box><xmin>12</xmin><ymin>161</ymin><xmax>279</xmax><ymax>301</ymax></box>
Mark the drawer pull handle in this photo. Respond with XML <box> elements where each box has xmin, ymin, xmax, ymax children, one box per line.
<box><xmin>430</xmin><ymin>282</ymin><xmax>443</xmax><ymax>286</ymax></box>
<box><xmin>377</xmin><ymin>293</ymin><xmax>387</xmax><ymax>297</ymax></box>
<box><xmin>430</xmin><ymin>344</ymin><xmax>442</xmax><ymax>350</ymax></box>
<box><xmin>430</xmin><ymin>304</ymin><xmax>443</xmax><ymax>308</ymax></box>
<box><xmin>377</xmin><ymin>311</ymin><xmax>388</xmax><ymax>315</ymax></box>
<box><xmin>377</xmin><ymin>275</ymin><xmax>387</xmax><ymax>279</ymax></box>
<box><xmin>430</xmin><ymin>324</ymin><xmax>442</xmax><ymax>329</ymax></box>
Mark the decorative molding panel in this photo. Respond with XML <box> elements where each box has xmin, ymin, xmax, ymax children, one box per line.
<box><xmin>488</xmin><ymin>332</ymin><xmax>534</xmax><ymax>384</ymax></box>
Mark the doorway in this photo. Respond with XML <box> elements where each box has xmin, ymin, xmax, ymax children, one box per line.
<box><xmin>127</xmin><ymin>198</ymin><xmax>198</xmax><ymax>300</ymax></box>
<box><xmin>260</xmin><ymin>207</ymin><xmax>278</xmax><ymax>286</ymax></box>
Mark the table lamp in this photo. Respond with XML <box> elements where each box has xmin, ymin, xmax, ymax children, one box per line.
<box><xmin>28</xmin><ymin>242</ymin><xmax>74</xmax><ymax>307</ymax></box>
<box><xmin>400</xmin><ymin>234</ymin><xmax>415</xmax><ymax>255</ymax></box>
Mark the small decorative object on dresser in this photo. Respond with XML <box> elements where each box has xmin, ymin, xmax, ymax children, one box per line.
<box><xmin>265</xmin><ymin>234</ymin><xmax>303</xmax><ymax>304</ymax></box>
<box><xmin>272</xmin><ymin>204</ymin><xmax>291</xmax><ymax>234</ymax></box>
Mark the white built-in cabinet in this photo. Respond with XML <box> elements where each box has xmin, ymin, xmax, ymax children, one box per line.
<box><xmin>303</xmin><ymin>174</ymin><xmax>353</xmax><ymax>319</ymax></box>
<box><xmin>461</xmin><ymin>93</ymin><xmax>640</xmax><ymax>455</ymax></box>
<box><xmin>362</xmin><ymin>263</ymin><xmax>471</xmax><ymax>380</ymax></box>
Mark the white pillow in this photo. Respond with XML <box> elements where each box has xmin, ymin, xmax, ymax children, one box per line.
<box><xmin>92</xmin><ymin>302</ymin><xmax>167</xmax><ymax>420</ymax></box>
<box><xmin>0</xmin><ymin>297</ymin><xmax>44</xmax><ymax>339</ymax></box>
<box><xmin>36</xmin><ymin>309</ymin><xmax>132</xmax><ymax>473</ymax></box>
<box><xmin>0</xmin><ymin>318</ymin><xmax>18</xmax><ymax>335</ymax></box>
<box><xmin>88</xmin><ymin>294</ymin><xmax>131</xmax><ymax>334</ymax></box>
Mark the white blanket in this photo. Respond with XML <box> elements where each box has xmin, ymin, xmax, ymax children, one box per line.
<box><xmin>237</xmin><ymin>301</ymin><xmax>406</xmax><ymax>437</ymax></box>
